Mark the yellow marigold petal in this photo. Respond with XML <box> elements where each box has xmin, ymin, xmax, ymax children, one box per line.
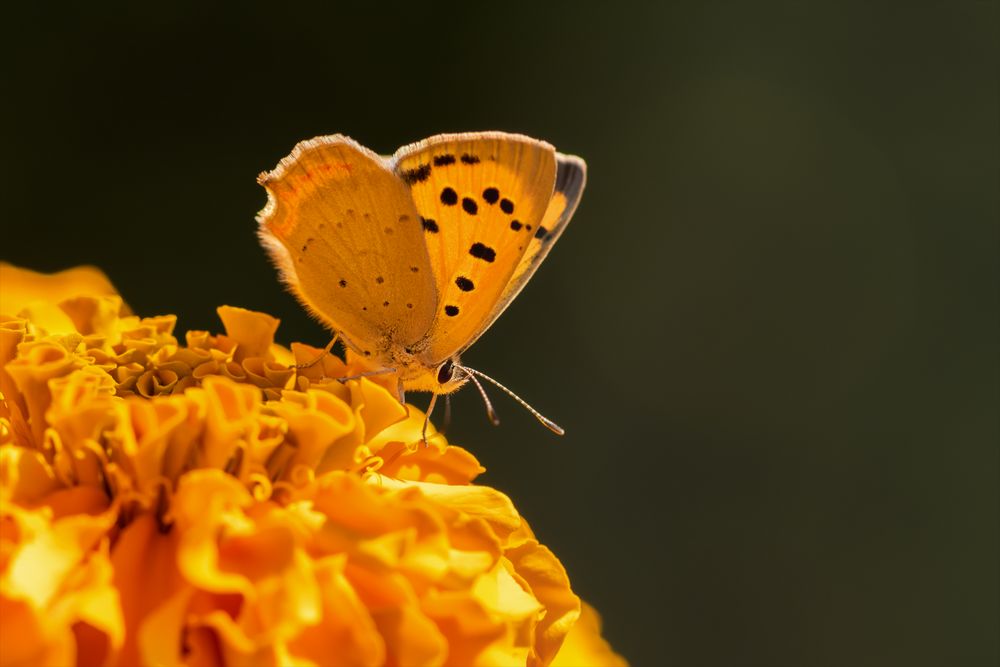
<box><xmin>369</xmin><ymin>602</ymin><xmax>447</xmax><ymax>667</ymax></box>
<box><xmin>58</xmin><ymin>294</ymin><xmax>128</xmax><ymax>339</ymax></box>
<box><xmin>64</xmin><ymin>549</ymin><xmax>126</xmax><ymax>667</ymax></box>
<box><xmin>171</xmin><ymin>470</ymin><xmax>255</xmax><ymax>596</ymax></box>
<box><xmin>0</xmin><ymin>595</ymin><xmax>68</xmax><ymax>667</ymax></box>
<box><xmin>241</xmin><ymin>356</ymin><xmax>295</xmax><ymax>390</ymax></box>
<box><xmin>551</xmin><ymin>602</ymin><xmax>628</xmax><ymax>667</ymax></box>
<box><xmin>351</xmin><ymin>377</ymin><xmax>408</xmax><ymax>440</ymax></box>
<box><xmin>420</xmin><ymin>592</ymin><xmax>515</xmax><ymax>667</ymax></box>
<box><xmin>286</xmin><ymin>554</ymin><xmax>386</xmax><ymax>667</ymax></box>
<box><xmin>1</xmin><ymin>504</ymin><xmax>123</xmax><ymax>667</ymax></box>
<box><xmin>216</xmin><ymin>306</ymin><xmax>280</xmax><ymax>363</ymax></box>
<box><xmin>308</xmin><ymin>473</ymin><xmax>431</xmax><ymax>549</ymax></box>
<box><xmin>0</xmin><ymin>263</ymin><xmax>123</xmax><ymax>315</ymax></box>
<box><xmin>312</xmin><ymin>378</ymin><xmax>407</xmax><ymax>475</ymax></box>
<box><xmin>267</xmin><ymin>343</ymin><xmax>295</xmax><ymax>369</ymax></box>
<box><xmin>506</xmin><ymin>541</ymin><xmax>581</xmax><ymax>667</ymax></box>
<box><xmin>198</xmin><ymin>376</ymin><xmax>262</xmax><ymax>471</ymax></box>
<box><xmin>12</xmin><ymin>302</ymin><xmax>80</xmax><ymax>337</ymax></box>
<box><xmin>120</xmin><ymin>396</ymin><xmax>196</xmax><ymax>493</ymax></box>
<box><xmin>5</xmin><ymin>341</ymin><xmax>86</xmax><ymax>446</ymax></box>
<box><xmin>0</xmin><ymin>445</ymin><xmax>63</xmax><ymax>505</ymax></box>
<box><xmin>181</xmin><ymin>625</ymin><xmax>225</xmax><ymax>667</ymax></box>
<box><xmin>136</xmin><ymin>586</ymin><xmax>195</xmax><ymax>667</ymax></box>
<box><xmin>361</xmin><ymin>403</ymin><xmax>486</xmax><ymax>486</ymax></box>
<box><xmin>173</xmin><ymin>471</ymin><xmax>325</xmax><ymax>655</ymax></box>
<box><xmin>3</xmin><ymin>505</ymin><xmax>116</xmax><ymax>608</ymax></box>
<box><xmin>46</xmin><ymin>371</ymin><xmax>118</xmax><ymax>448</ymax></box>
<box><xmin>1</xmin><ymin>318</ymin><xmax>29</xmax><ymax>432</ymax></box>
<box><xmin>265</xmin><ymin>389</ymin><xmax>355</xmax><ymax>477</ymax></box>
<box><xmin>472</xmin><ymin>560</ymin><xmax>544</xmax><ymax>624</ymax></box>
<box><xmin>2</xmin><ymin>554</ymin><xmax>124</xmax><ymax>667</ymax></box>
<box><xmin>37</xmin><ymin>485</ymin><xmax>110</xmax><ymax>521</ymax></box>
<box><xmin>373</xmin><ymin>475</ymin><xmax>523</xmax><ymax>544</ymax></box>
<box><xmin>196</xmin><ymin>610</ymin><xmax>276</xmax><ymax>666</ymax></box>
<box><xmin>110</xmin><ymin>513</ymin><xmax>187</xmax><ymax>667</ymax></box>
<box><xmin>374</xmin><ymin>421</ymin><xmax>486</xmax><ymax>484</ymax></box>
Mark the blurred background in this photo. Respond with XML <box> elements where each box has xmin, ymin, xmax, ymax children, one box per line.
<box><xmin>3</xmin><ymin>2</ymin><xmax>997</xmax><ymax>664</ymax></box>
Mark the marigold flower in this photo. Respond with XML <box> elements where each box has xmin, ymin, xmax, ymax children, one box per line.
<box><xmin>0</xmin><ymin>262</ymin><xmax>626</xmax><ymax>667</ymax></box>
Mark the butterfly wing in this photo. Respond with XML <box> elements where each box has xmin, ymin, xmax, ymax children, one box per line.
<box><xmin>257</xmin><ymin>135</ymin><xmax>438</xmax><ymax>355</ymax></box>
<box><xmin>391</xmin><ymin>132</ymin><xmax>557</xmax><ymax>364</ymax></box>
<box><xmin>474</xmin><ymin>153</ymin><xmax>587</xmax><ymax>343</ymax></box>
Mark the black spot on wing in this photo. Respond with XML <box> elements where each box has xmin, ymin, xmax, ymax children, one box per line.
<box><xmin>401</xmin><ymin>163</ymin><xmax>431</xmax><ymax>184</ymax></box>
<box><xmin>441</xmin><ymin>187</ymin><xmax>458</xmax><ymax>205</ymax></box>
<box><xmin>339</xmin><ymin>279</ymin><xmax>347</xmax><ymax>287</ymax></box>
<box><xmin>375</xmin><ymin>276</ymin><xmax>384</xmax><ymax>284</ymax></box>
<box><xmin>510</xmin><ymin>220</ymin><xmax>522</xmax><ymax>231</ymax></box>
<box><xmin>534</xmin><ymin>226</ymin><xmax>548</xmax><ymax>239</ymax></box>
<box><xmin>444</xmin><ymin>305</ymin><xmax>459</xmax><ymax>316</ymax></box>
<box><xmin>500</xmin><ymin>198</ymin><xmax>515</xmax><ymax>214</ymax></box>
<box><xmin>433</xmin><ymin>154</ymin><xmax>456</xmax><ymax>166</ymax></box>
<box><xmin>460</xmin><ymin>153</ymin><xmax>480</xmax><ymax>164</ymax></box>
<box><xmin>469</xmin><ymin>242</ymin><xmax>496</xmax><ymax>262</ymax></box>
<box><xmin>455</xmin><ymin>276</ymin><xmax>475</xmax><ymax>291</ymax></box>
<box><xmin>462</xmin><ymin>198</ymin><xmax>478</xmax><ymax>215</ymax></box>
<box><xmin>482</xmin><ymin>187</ymin><xmax>499</xmax><ymax>204</ymax></box>
<box><xmin>421</xmin><ymin>217</ymin><xmax>439</xmax><ymax>233</ymax></box>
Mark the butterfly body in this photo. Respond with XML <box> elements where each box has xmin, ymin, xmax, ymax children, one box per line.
<box><xmin>257</xmin><ymin>132</ymin><xmax>585</xmax><ymax>404</ymax></box>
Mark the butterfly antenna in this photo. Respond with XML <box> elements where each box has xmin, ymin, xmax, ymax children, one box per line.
<box><xmin>457</xmin><ymin>366</ymin><xmax>564</xmax><ymax>435</ymax></box>
<box><xmin>422</xmin><ymin>393</ymin><xmax>438</xmax><ymax>447</ymax></box>
<box><xmin>463</xmin><ymin>370</ymin><xmax>501</xmax><ymax>426</ymax></box>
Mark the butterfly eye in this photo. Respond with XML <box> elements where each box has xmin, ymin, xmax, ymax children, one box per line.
<box><xmin>437</xmin><ymin>359</ymin><xmax>455</xmax><ymax>384</ymax></box>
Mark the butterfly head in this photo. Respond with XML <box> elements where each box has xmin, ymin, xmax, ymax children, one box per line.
<box><xmin>391</xmin><ymin>348</ymin><xmax>469</xmax><ymax>395</ymax></box>
<box><xmin>427</xmin><ymin>358</ymin><xmax>470</xmax><ymax>394</ymax></box>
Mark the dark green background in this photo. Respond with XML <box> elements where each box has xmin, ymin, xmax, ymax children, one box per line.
<box><xmin>4</xmin><ymin>2</ymin><xmax>997</xmax><ymax>665</ymax></box>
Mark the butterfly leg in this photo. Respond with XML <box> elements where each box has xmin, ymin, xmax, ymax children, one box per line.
<box><xmin>295</xmin><ymin>334</ymin><xmax>339</xmax><ymax>370</ymax></box>
<box><xmin>422</xmin><ymin>393</ymin><xmax>439</xmax><ymax>447</ymax></box>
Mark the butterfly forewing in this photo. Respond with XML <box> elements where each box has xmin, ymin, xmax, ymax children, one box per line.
<box><xmin>257</xmin><ymin>136</ymin><xmax>438</xmax><ymax>354</ymax></box>
<box><xmin>391</xmin><ymin>133</ymin><xmax>557</xmax><ymax>364</ymax></box>
<box><xmin>474</xmin><ymin>154</ymin><xmax>587</xmax><ymax>344</ymax></box>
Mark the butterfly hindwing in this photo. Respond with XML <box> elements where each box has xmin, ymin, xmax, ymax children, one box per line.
<box><xmin>391</xmin><ymin>133</ymin><xmax>557</xmax><ymax>364</ymax></box>
<box><xmin>257</xmin><ymin>136</ymin><xmax>438</xmax><ymax>354</ymax></box>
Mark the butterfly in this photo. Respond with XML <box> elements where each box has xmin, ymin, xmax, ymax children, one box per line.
<box><xmin>256</xmin><ymin>132</ymin><xmax>586</xmax><ymax>435</ymax></box>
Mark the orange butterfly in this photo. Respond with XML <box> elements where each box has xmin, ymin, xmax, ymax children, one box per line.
<box><xmin>257</xmin><ymin>132</ymin><xmax>586</xmax><ymax>434</ymax></box>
